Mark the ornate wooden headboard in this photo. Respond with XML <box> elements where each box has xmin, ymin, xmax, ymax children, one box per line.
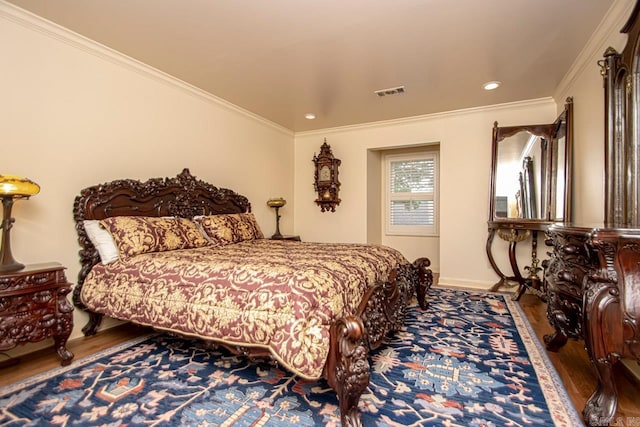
<box><xmin>72</xmin><ymin>168</ymin><xmax>251</xmax><ymax>309</ymax></box>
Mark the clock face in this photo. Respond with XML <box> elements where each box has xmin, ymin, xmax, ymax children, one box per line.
<box><xmin>319</xmin><ymin>165</ymin><xmax>331</xmax><ymax>182</ymax></box>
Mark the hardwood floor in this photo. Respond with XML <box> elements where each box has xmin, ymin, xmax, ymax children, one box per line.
<box><xmin>517</xmin><ymin>292</ymin><xmax>640</xmax><ymax>426</ymax></box>
<box><xmin>1</xmin><ymin>290</ymin><xmax>638</xmax><ymax>425</ymax></box>
<box><xmin>0</xmin><ymin>323</ymin><xmax>153</xmax><ymax>387</ymax></box>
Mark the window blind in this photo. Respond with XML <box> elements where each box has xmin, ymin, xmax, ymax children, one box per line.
<box><xmin>386</xmin><ymin>153</ymin><xmax>438</xmax><ymax>235</ymax></box>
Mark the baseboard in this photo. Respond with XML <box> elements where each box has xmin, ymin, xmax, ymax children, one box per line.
<box><xmin>436</xmin><ymin>277</ymin><xmax>495</xmax><ymax>291</ymax></box>
<box><xmin>621</xmin><ymin>359</ymin><xmax>640</xmax><ymax>384</ymax></box>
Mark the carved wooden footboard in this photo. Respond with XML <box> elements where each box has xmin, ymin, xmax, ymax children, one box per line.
<box><xmin>327</xmin><ymin>258</ymin><xmax>432</xmax><ymax>426</ymax></box>
<box><xmin>72</xmin><ymin>169</ymin><xmax>433</xmax><ymax>425</ymax></box>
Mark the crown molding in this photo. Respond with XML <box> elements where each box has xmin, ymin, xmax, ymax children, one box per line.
<box><xmin>0</xmin><ymin>1</ymin><xmax>294</xmax><ymax>137</ymax></box>
<box><xmin>554</xmin><ymin>0</ymin><xmax>636</xmax><ymax>101</ymax></box>
<box><xmin>295</xmin><ymin>97</ymin><xmax>556</xmax><ymax>138</ymax></box>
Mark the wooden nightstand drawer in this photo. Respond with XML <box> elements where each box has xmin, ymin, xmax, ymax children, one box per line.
<box><xmin>0</xmin><ymin>265</ymin><xmax>65</xmax><ymax>294</ymax></box>
<box><xmin>0</xmin><ymin>263</ymin><xmax>74</xmax><ymax>365</ymax></box>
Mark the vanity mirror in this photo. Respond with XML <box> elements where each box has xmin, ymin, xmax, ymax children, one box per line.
<box><xmin>489</xmin><ymin>98</ymin><xmax>573</xmax><ymax>223</ymax></box>
<box><xmin>486</xmin><ymin>98</ymin><xmax>573</xmax><ymax>298</ymax></box>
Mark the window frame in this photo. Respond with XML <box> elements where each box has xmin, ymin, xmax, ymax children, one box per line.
<box><xmin>384</xmin><ymin>151</ymin><xmax>439</xmax><ymax>236</ymax></box>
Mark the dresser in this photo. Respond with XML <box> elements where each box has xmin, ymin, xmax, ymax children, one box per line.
<box><xmin>545</xmin><ymin>225</ymin><xmax>640</xmax><ymax>426</ymax></box>
<box><xmin>0</xmin><ymin>263</ymin><xmax>74</xmax><ymax>365</ymax></box>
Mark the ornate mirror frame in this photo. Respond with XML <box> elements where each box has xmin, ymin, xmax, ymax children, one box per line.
<box><xmin>486</xmin><ymin>98</ymin><xmax>573</xmax><ymax>298</ymax></box>
<box><xmin>602</xmin><ymin>3</ymin><xmax>640</xmax><ymax>227</ymax></box>
<box><xmin>488</xmin><ymin>97</ymin><xmax>573</xmax><ymax>224</ymax></box>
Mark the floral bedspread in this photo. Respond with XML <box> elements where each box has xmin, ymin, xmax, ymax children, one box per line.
<box><xmin>80</xmin><ymin>239</ymin><xmax>408</xmax><ymax>379</ymax></box>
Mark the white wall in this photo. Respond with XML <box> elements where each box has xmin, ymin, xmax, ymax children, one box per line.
<box><xmin>294</xmin><ymin>99</ymin><xmax>557</xmax><ymax>288</ymax></box>
<box><xmin>0</xmin><ymin>3</ymin><xmax>294</xmax><ymax>354</ymax></box>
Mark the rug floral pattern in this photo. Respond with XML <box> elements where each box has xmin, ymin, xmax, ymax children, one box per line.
<box><xmin>0</xmin><ymin>288</ymin><xmax>582</xmax><ymax>426</ymax></box>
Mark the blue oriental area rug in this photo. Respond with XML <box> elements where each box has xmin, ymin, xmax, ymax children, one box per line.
<box><xmin>0</xmin><ymin>288</ymin><xmax>583</xmax><ymax>426</ymax></box>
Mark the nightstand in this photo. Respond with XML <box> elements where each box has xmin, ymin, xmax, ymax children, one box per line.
<box><xmin>270</xmin><ymin>235</ymin><xmax>301</xmax><ymax>241</ymax></box>
<box><xmin>0</xmin><ymin>263</ymin><xmax>74</xmax><ymax>366</ymax></box>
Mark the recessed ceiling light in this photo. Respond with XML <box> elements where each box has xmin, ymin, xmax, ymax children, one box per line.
<box><xmin>483</xmin><ymin>81</ymin><xmax>502</xmax><ymax>91</ymax></box>
<box><xmin>304</xmin><ymin>113</ymin><xmax>316</xmax><ymax>120</ymax></box>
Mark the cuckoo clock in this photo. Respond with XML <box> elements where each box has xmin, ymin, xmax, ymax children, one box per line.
<box><xmin>313</xmin><ymin>140</ymin><xmax>341</xmax><ymax>212</ymax></box>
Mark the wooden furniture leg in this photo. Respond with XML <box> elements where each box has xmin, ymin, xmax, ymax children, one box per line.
<box><xmin>581</xmin><ymin>277</ymin><xmax>622</xmax><ymax>427</ymax></box>
<box><xmin>508</xmin><ymin>239</ymin><xmax>527</xmax><ymax>299</ymax></box>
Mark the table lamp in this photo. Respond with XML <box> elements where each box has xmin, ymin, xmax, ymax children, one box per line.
<box><xmin>0</xmin><ymin>174</ymin><xmax>40</xmax><ymax>272</ymax></box>
<box><xmin>266</xmin><ymin>197</ymin><xmax>286</xmax><ymax>239</ymax></box>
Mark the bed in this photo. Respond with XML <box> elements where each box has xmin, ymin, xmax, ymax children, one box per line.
<box><xmin>72</xmin><ymin>169</ymin><xmax>433</xmax><ymax>426</ymax></box>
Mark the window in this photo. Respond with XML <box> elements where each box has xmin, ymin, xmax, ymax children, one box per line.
<box><xmin>385</xmin><ymin>151</ymin><xmax>438</xmax><ymax>236</ymax></box>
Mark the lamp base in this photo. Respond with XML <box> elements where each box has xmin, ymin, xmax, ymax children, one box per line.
<box><xmin>0</xmin><ymin>196</ymin><xmax>25</xmax><ymax>274</ymax></box>
<box><xmin>0</xmin><ymin>260</ymin><xmax>25</xmax><ymax>273</ymax></box>
<box><xmin>271</xmin><ymin>206</ymin><xmax>283</xmax><ymax>240</ymax></box>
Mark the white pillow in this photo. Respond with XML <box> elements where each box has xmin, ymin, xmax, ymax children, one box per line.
<box><xmin>83</xmin><ymin>220</ymin><xmax>119</xmax><ymax>265</ymax></box>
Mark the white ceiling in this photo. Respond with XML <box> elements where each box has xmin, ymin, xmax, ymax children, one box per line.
<box><xmin>7</xmin><ymin>0</ymin><xmax>615</xmax><ymax>132</ymax></box>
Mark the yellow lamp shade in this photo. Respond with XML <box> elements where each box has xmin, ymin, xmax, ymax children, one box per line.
<box><xmin>0</xmin><ymin>175</ymin><xmax>40</xmax><ymax>197</ymax></box>
<box><xmin>267</xmin><ymin>197</ymin><xmax>286</xmax><ymax>208</ymax></box>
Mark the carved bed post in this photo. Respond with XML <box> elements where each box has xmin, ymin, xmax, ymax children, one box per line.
<box><xmin>326</xmin><ymin>258</ymin><xmax>433</xmax><ymax>425</ymax></box>
<box><xmin>326</xmin><ymin>315</ymin><xmax>369</xmax><ymax>427</ymax></box>
<box><xmin>414</xmin><ymin>257</ymin><xmax>433</xmax><ymax>309</ymax></box>
<box><xmin>72</xmin><ymin>220</ymin><xmax>104</xmax><ymax>335</ymax></box>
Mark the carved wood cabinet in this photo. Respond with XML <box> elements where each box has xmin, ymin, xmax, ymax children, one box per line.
<box><xmin>0</xmin><ymin>263</ymin><xmax>74</xmax><ymax>365</ymax></box>
<box><xmin>545</xmin><ymin>225</ymin><xmax>640</xmax><ymax>426</ymax></box>
<box><xmin>544</xmin><ymin>226</ymin><xmax>591</xmax><ymax>349</ymax></box>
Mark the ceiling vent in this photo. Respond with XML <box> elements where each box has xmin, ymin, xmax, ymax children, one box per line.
<box><xmin>374</xmin><ymin>86</ymin><xmax>405</xmax><ymax>97</ymax></box>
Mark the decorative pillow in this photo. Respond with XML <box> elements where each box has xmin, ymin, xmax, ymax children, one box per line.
<box><xmin>174</xmin><ymin>217</ymin><xmax>210</xmax><ymax>248</ymax></box>
<box><xmin>195</xmin><ymin>213</ymin><xmax>264</xmax><ymax>246</ymax></box>
<box><xmin>83</xmin><ymin>220</ymin><xmax>120</xmax><ymax>265</ymax></box>
<box><xmin>99</xmin><ymin>216</ymin><xmax>209</xmax><ymax>259</ymax></box>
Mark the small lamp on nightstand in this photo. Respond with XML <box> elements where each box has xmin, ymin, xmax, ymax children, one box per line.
<box><xmin>267</xmin><ymin>197</ymin><xmax>286</xmax><ymax>239</ymax></box>
<box><xmin>0</xmin><ymin>174</ymin><xmax>40</xmax><ymax>272</ymax></box>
